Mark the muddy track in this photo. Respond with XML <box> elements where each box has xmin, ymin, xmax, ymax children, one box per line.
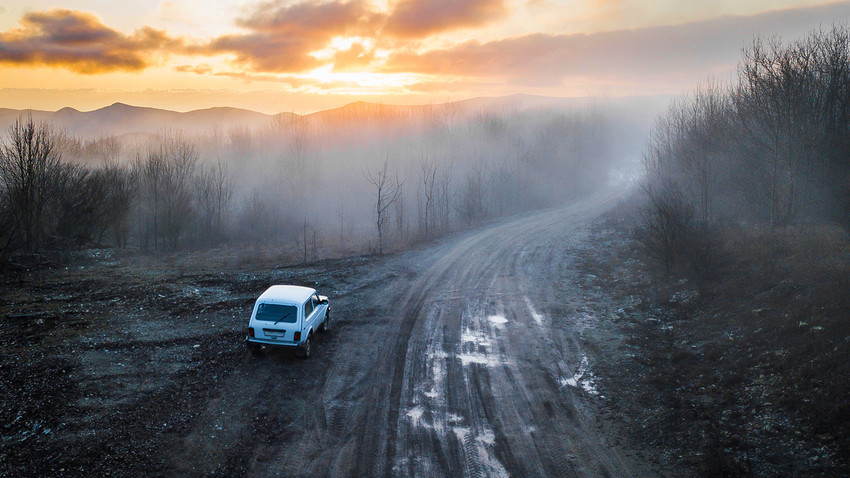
<box><xmin>381</xmin><ymin>197</ymin><xmax>630</xmax><ymax>477</ymax></box>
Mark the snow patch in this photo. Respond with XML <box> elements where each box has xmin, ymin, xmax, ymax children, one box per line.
<box><xmin>406</xmin><ymin>406</ymin><xmax>423</xmax><ymax>426</ymax></box>
<box><xmin>487</xmin><ymin>314</ymin><xmax>508</xmax><ymax>325</ymax></box>
<box><xmin>447</xmin><ymin>413</ymin><xmax>464</xmax><ymax>424</ymax></box>
<box><xmin>458</xmin><ymin>353</ymin><xmax>500</xmax><ymax>367</ymax></box>
<box><xmin>477</xmin><ymin>428</ymin><xmax>496</xmax><ymax>446</ymax></box>
<box><xmin>424</xmin><ymin>355</ymin><xmax>444</xmax><ymax>400</ymax></box>
<box><xmin>452</xmin><ymin>426</ymin><xmax>509</xmax><ymax>478</ymax></box>
<box><xmin>461</xmin><ymin>330</ymin><xmax>490</xmax><ymax>347</ymax></box>
<box><xmin>525</xmin><ymin>297</ymin><xmax>544</xmax><ymax>325</ymax></box>
<box><xmin>452</xmin><ymin>426</ymin><xmax>470</xmax><ymax>440</ymax></box>
<box><xmin>559</xmin><ymin>354</ymin><xmax>599</xmax><ymax>396</ymax></box>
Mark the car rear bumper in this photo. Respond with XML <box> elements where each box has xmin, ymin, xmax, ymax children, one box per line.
<box><xmin>246</xmin><ymin>337</ymin><xmax>302</xmax><ymax>348</ymax></box>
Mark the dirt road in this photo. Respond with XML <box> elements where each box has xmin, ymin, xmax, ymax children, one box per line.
<box><xmin>1</xmin><ymin>194</ymin><xmax>641</xmax><ymax>476</ymax></box>
<box><xmin>167</xmin><ymin>194</ymin><xmax>635</xmax><ymax>477</ymax></box>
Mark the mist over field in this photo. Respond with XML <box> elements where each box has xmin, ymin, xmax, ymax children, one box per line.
<box><xmin>0</xmin><ymin>94</ymin><xmax>663</xmax><ymax>260</ymax></box>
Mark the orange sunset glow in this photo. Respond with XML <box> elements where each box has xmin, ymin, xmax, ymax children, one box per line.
<box><xmin>1</xmin><ymin>0</ymin><xmax>849</xmax><ymax>112</ymax></box>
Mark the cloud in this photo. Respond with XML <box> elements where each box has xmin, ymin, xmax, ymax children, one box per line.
<box><xmin>172</xmin><ymin>65</ymin><xmax>312</xmax><ymax>89</ymax></box>
<box><xmin>382</xmin><ymin>2</ymin><xmax>850</xmax><ymax>86</ymax></box>
<box><xmin>236</xmin><ymin>0</ymin><xmax>372</xmax><ymax>36</ymax></box>
<box><xmin>0</xmin><ymin>9</ymin><xmax>179</xmax><ymax>73</ymax></box>
<box><xmin>199</xmin><ymin>0</ymin><xmax>509</xmax><ymax>73</ymax></box>
<box><xmin>212</xmin><ymin>71</ymin><xmax>312</xmax><ymax>89</ymax></box>
<box><xmin>156</xmin><ymin>0</ymin><xmax>197</xmax><ymax>25</ymax></box>
<box><xmin>175</xmin><ymin>64</ymin><xmax>213</xmax><ymax>74</ymax></box>
<box><xmin>331</xmin><ymin>42</ymin><xmax>376</xmax><ymax>70</ymax></box>
<box><xmin>202</xmin><ymin>0</ymin><xmax>377</xmax><ymax>72</ymax></box>
<box><xmin>384</xmin><ymin>0</ymin><xmax>507</xmax><ymax>38</ymax></box>
<box><xmin>403</xmin><ymin>77</ymin><xmax>499</xmax><ymax>93</ymax></box>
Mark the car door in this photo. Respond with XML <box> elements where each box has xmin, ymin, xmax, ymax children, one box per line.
<box><xmin>311</xmin><ymin>292</ymin><xmax>326</xmax><ymax>320</ymax></box>
<box><xmin>303</xmin><ymin>297</ymin><xmax>314</xmax><ymax>331</ymax></box>
<box><xmin>312</xmin><ymin>293</ymin><xmax>325</xmax><ymax>323</ymax></box>
<box><xmin>252</xmin><ymin>302</ymin><xmax>300</xmax><ymax>343</ymax></box>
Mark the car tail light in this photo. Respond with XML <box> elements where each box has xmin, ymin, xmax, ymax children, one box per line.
<box><xmin>294</xmin><ymin>331</ymin><xmax>301</xmax><ymax>341</ymax></box>
<box><xmin>248</xmin><ymin>327</ymin><xmax>255</xmax><ymax>337</ymax></box>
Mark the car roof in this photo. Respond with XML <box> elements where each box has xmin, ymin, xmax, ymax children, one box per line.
<box><xmin>257</xmin><ymin>285</ymin><xmax>316</xmax><ymax>304</ymax></box>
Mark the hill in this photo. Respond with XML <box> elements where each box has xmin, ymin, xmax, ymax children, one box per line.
<box><xmin>0</xmin><ymin>103</ymin><xmax>273</xmax><ymax>138</ymax></box>
<box><xmin>0</xmin><ymin>95</ymin><xmax>670</xmax><ymax>139</ymax></box>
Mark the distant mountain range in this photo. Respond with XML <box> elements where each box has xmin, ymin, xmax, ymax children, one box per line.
<box><xmin>0</xmin><ymin>103</ymin><xmax>272</xmax><ymax>138</ymax></box>
<box><xmin>0</xmin><ymin>94</ymin><xmax>671</xmax><ymax>139</ymax></box>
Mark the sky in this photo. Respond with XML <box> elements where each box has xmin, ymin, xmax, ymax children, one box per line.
<box><xmin>1</xmin><ymin>0</ymin><xmax>849</xmax><ymax>113</ymax></box>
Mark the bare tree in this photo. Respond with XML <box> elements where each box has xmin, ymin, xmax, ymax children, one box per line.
<box><xmin>639</xmin><ymin>25</ymin><xmax>850</xmax><ymax>279</ymax></box>
<box><xmin>436</xmin><ymin>162</ymin><xmax>453</xmax><ymax>232</ymax></box>
<box><xmin>685</xmin><ymin>82</ymin><xmax>731</xmax><ymax>224</ymax></box>
<box><xmin>336</xmin><ymin>194</ymin><xmax>346</xmax><ymax>252</ymax></box>
<box><xmin>394</xmin><ymin>182</ymin><xmax>406</xmax><ymax>241</ymax></box>
<box><xmin>0</xmin><ymin>116</ymin><xmax>61</xmax><ymax>253</ymax></box>
<box><xmin>84</xmin><ymin>135</ymin><xmax>123</xmax><ymax>165</ymax></box>
<box><xmin>365</xmin><ymin>157</ymin><xmax>403</xmax><ymax>254</ymax></box>
<box><xmin>418</xmin><ymin>156</ymin><xmax>437</xmax><ymax>237</ymax></box>
<box><xmin>271</xmin><ymin>113</ymin><xmax>315</xmax><ymax>180</ymax></box>
<box><xmin>132</xmin><ymin>132</ymin><xmax>199</xmax><ymax>250</ymax></box>
<box><xmin>457</xmin><ymin>161</ymin><xmax>487</xmax><ymax>226</ymax></box>
<box><xmin>227</xmin><ymin>125</ymin><xmax>253</xmax><ymax>159</ymax></box>
<box><xmin>98</xmin><ymin>163</ymin><xmax>133</xmax><ymax>246</ymax></box>
<box><xmin>132</xmin><ymin>149</ymin><xmax>165</xmax><ymax>250</ymax></box>
<box><xmin>636</xmin><ymin>178</ymin><xmax>696</xmax><ymax>274</ymax></box>
<box><xmin>52</xmin><ymin>162</ymin><xmax>95</xmax><ymax>241</ymax></box>
<box><xmin>195</xmin><ymin>158</ymin><xmax>234</xmax><ymax>244</ymax></box>
<box><xmin>237</xmin><ymin>189</ymin><xmax>272</xmax><ymax>241</ymax></box>
<box><xmin>160</xmin><ymin>133</ymin><xmax>199</xmax><ymax>249</ymax></box>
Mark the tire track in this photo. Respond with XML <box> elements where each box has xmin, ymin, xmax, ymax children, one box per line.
<box><xmin>388</xmin><ymin>193</ymin><xmax>635</xmax><ymax>477</ymax></box>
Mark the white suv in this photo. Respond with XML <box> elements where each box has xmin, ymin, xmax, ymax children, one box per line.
<box><xmin>245</xmin><ymin>285</ymin><xmax>329</xmax><ymax>358</ymax></box>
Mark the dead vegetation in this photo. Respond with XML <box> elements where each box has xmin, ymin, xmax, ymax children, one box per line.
<box><xmin>608</xmin><ymin>28</ymin><xmax>850</xmax><ymax>474</ymax></box>
<box><xmin>0</xmin><ymin>246</ymin><xmax>386</xmax><ymax>476</ymax></box>
<box><xmin>583</xmin><ymin>207</ymin><xmax>850</xmax><ymax>476</ymax></box>
<box><xmin>1</xmin><ymin>99</ymin><xmax>635</xmax><ymax>268</ymax></box>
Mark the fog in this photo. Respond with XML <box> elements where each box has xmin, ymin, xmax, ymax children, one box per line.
<box><xmin>0</xmin><ymin>95</ymin><xmax>662</xmax><ymax>260</ymax></box>
<box><xmin>638</xmin><ymin>26</ymin><xmax>850</xmax><ymax>278</ymax></box>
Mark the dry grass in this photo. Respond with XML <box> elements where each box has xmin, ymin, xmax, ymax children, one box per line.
<box><xmin>583</xmin><ymin>210</ymin><xmax>850</xmax><ymax>476</ymax></box>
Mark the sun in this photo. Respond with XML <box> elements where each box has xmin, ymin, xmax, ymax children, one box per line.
<box><xmin>299</xmin><ymin>64</ymin><xmax>425</xmax><ymax>95</ymax></box>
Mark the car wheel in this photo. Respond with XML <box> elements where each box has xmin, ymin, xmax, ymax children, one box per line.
<box><xmin>246</xmin><ymin>341</ymin><xmax>262</xmax><ymax>356</ymax></box>
<box><xmin>323</xmin><ymin>310</ymin><xmax>331</xmax><ymax>334</ymax></box>
<box><xmin>300</xmin><ymin>333</ymin><xmax>312</xmax><ymax>359</ymax></box>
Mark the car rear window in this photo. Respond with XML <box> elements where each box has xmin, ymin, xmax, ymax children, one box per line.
<box><xmin>255</xmin><ymin>303</ymin><xmax>298</xmax><ymax>323</ymax></box>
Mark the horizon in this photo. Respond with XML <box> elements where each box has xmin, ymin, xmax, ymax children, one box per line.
<box><xmin>1</xmin><ymin>1</ymin><xmax>849</xmax><ymax>113</ymax></box>
<box><xmin>0</xmin><ymin>92</ymin><xmax>673</xmax><ymax>116</ymax></box>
